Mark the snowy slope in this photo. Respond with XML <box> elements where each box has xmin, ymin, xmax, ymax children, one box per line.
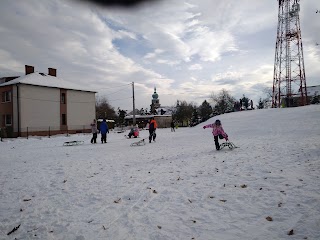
<box><xmin>0</xmin><ymin>105</ymin><xmax>320</xmax><ymax>240</ymax></box>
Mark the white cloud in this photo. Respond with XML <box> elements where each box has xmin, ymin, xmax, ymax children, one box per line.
<box><xmin>0</xmin><ymin>0</ymin><xmax>318</xmax><ymax>110</ymax></box>
<box><xmin>211</xmin><ymin>71</ymin><xmax>243</xmax><ymax>82</ymax></box>
<box><xmin>117</xmin><ymin>30</ymin><xmax>137</xmax><ymax>40</ymax></box>
<box><xmin>144</xmin><ymin>49</ymin><xmax>164</xmax><ymax>59</ymax></box>
<box><xmin>0</xmin><ymin>49</ymin><xmax>23</xmax><ymax>72</ymax></box>
<box><xmin>189</xmin><ymin>64</ymin><xmax>202</xmax><ymax>70</ymax></box>
<box><xmin>156</xmin><ymin>59</ymin><xmax>180</xmax><ymax>66</ymax></box>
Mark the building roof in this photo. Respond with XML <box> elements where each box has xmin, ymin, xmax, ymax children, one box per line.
<box><xmin>124</xmin><ymin>114</ymin><xmax>172</xmax><ymax>119</ymax></box>
<box><xmin>97</xmin><ymin>119</ymin><xmax>115</xmax><ymax>122</ymax></box>
<box><xmin>0</xmin><ymin>72</ymin><xmax>96</xmax><ymax>93</ymax></box>
<box><xmin>306</xmin><ymin>85</ymin><xmax>320</xmax><ymax>96</ymax></box>
<box><xmin>0</xmin><ymin>76</ymin><xmax>20</xmax><ymax>84</ymax></box>
<box><xmin>124</xmin><ymin>115</ymin><xmax>154</xmax><ymax>119</ymax></box>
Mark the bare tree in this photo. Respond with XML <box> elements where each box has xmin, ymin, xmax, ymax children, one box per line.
<box><xmin>95</xmin><ymin>96</ymin><xmax>117</xmax><ymax>119</ymax></box>
<box><xmin>210</xmin><ymin>89</ymin><xmax>235</xmax><ymax>115</ymax></box>
<box><xmin>263</xmin><ymin>87</ymin><xmax>273</xmax><ymax>99</ymax></box>
<box><xmin>261</xmin><ymin>87</ymin><xmax>273</xmax><ymax>108</ymax></box>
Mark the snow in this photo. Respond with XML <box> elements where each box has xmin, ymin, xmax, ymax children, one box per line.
<box><xmin>1</xmin><ymin>105</ymin><xmax>320</xmax><ymax>240</ymax></box>
<box><xmin>0</xmin><ymin>72</ymin><xmax>96</xmax><ymax>93</ymax></box>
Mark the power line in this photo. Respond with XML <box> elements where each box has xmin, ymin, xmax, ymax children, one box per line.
<box><xmin>108</xmin><ymin>96</ymin><xmax>132</xmax><ymax>102</ymax></box>
<box><xmin>96</xmin><ymin>83</ymin><xmax>131</xmax><ymax>90</ymax></box>
<box><xmin>102</xmin><ymin>86</ymin><xmax>131</xmax><ymax>96</ymax></box>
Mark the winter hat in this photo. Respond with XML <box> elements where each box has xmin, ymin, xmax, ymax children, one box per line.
<box><xmin>215</xmin><ymin>119</ymin><xmax>221</xmax><ymax>126</ymax></box>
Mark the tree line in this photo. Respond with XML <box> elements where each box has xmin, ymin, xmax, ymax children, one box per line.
<box><xmin>173</xmin><ymin>89</ymin><xmax>258</xmax><ymax>127</ymax></box>
<box><xmin>96</xmin><ymin>88</ymin><xmax>269</xmax><ymax>127</ymax></box>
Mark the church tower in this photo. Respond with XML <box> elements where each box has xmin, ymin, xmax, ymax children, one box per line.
<box><xmin>150</xmin><ymin>87</ymin><xmax>160</xmax><ymax>114</ymax></box>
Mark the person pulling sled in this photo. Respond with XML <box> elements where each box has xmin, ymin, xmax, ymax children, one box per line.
<box><xmin>203</xmin><ymin>119</ymin><xmax>228</xmax><ymax>150</ymax></box>
<box><xmin>148</xmin><ymin>117</ymin><xmax>157</xmax><ymax>143</ymax></box>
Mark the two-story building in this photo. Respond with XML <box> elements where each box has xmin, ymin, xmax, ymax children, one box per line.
<box><xmin>0</xmin><ymin>65</ymin><xmax>96</xmax><ymax>137</ymax></box>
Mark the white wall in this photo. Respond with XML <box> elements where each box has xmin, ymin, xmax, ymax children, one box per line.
<box><xmin>19</xmin><ymin>85</ymin><xmax>60</xmax><ymax>131</ymax></box>
<box><xmin>67</xmin><ymin>90</ymin><xmax>95</xmax><ymax>130</ymax></box>
<box><xmin>12</xmin><ymin>85</ymin><xmax>18</xmax><ymax>133</ymax></box>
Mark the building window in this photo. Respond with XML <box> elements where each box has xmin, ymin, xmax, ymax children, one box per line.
<box><xmin>5</xmin><ymin>114</ymin><xmax>12</xmax><ymax>126</ymax></box>
<box><xmin>62</xmin><ymin>114</ymin><xmax>67</xmax><ymax>125</ymax></box>
<box><xmin>1</xmin><ymin>91</ymin><xmax>12</xmax><ymax>103</ymax></box>
<box><xmin>61</xmin><ymin>93</ymin><xmax>66</xmax><ymax>104</ymax></box>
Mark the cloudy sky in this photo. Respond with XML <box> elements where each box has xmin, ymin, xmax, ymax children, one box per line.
<box><xmin>0</xmin><ymin>0</ymin><xmax>319</xmax><ymax>111</ymax></box>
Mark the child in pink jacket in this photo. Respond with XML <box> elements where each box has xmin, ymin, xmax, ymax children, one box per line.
<box><xmin>203</xmin><ymin>119</ymin><xmax>228</xmax><ymax>150</ymax></box>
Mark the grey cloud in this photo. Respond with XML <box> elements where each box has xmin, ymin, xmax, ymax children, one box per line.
<box><xmin>72</xmin><ymin>0</ymin><xmax>161</xmax><ymax>8</ymax></box>
<box><xmin>214</xmin><ymin>79</ymin><xmax>239</xmax><ymax>86</ymax></box>
<box><xmin>0</xmin><ymin>0</ymin><xmax>318</xmax><ymax>110</ymax></box>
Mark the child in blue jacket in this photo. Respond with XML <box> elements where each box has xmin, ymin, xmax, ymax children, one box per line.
<box><xmin>100</xmin><ymin>119</ymin><xmax>109</xmax><ymax>143</ymax></box>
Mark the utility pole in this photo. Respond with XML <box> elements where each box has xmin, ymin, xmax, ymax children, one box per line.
<box><xmin>132</xmin><ymin>82</ymin><xmax>136</xmax><ymax>125</ymax></box>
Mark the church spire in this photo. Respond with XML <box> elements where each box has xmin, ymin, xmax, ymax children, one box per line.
<box><xmin>152</xmin><ymin>86</ymin><xmax>158</xmax><ymax>100</ymax></box>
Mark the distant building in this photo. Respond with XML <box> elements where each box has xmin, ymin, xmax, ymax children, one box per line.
<box><xmin>292</xmin><ymin>85</ymin><xmax>320</xmax><ymax>106</ymax></box>
<box><xmin>97</xmin><ymin>119</ymin><xmax>115</xmax><ymax>130</ymax></box>
<box><xmin>306</xmin><ymin>85</ymin><xmax>320</xmax><ymax>97</ymax></box>
<box><xmin>156</xmin><ymin>106</ymin><xmax>175</xmax><ymax>116</ymax></box>
<box><xmin>150</xmin><ymin>87</ymin><xmax>160</xmax><ymax>114</ymax></box>
<box><xmin>124</xmin><ymin>114</ymin><xmax>172</xmax><ymax>128</ymax></box>
<box><xmin>124</xmin><ymin>115</ymin><xmax>153</xmax><ymax>128</ymax></box>
<box><xmin>125</xmin><ymin>87</ymin><xmax>173</xmax><ymax>128</ymax></box>
<box><xmin>0</xmin><ymin>65</ymin><xmax>96</xmax><ymax>137</ymax></box>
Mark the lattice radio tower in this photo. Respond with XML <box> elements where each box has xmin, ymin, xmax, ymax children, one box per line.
<box><xmin>272</xmin><ymin>0</ymin><xmax>307</xmax><ymax>108</ymax></box>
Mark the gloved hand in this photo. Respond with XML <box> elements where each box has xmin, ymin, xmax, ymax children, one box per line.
<box><xmin>203</xmin><ymin>126</ymin><xmax>206</xmax><ymax>129</ymax></box>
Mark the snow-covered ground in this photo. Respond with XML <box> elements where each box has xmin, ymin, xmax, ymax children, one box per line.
<box><xmin>1</xmin><ymin>105</ymin><xmax>320</xmax><ymax>240</ymax></box>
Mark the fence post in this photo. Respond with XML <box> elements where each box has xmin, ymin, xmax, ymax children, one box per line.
<box><xmin>27</xmin><ymin>127</ymin><xmax>28</xmax><ymax>139</ymax></box>
<box><xmin>49</xmin><ymin>126</ymin><xmax>51</xmax><ymax>138</ymax></box>
<box><xmin>0</xmin><ymin>128</ymin><xmax>2</xmax><ymax>142</ymax></box>
<box><xmin>67</xmin><ymin>125</ymin><xmax>69</xmax><ymax>137</ymax></box>
<box><xmin>83</xmin><ymin>125</ymin><xmax>85</xmax><ymax>135</ymax></box>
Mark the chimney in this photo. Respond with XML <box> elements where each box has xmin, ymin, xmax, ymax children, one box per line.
<box><xmin>25</xmin><ymin>65</ymin><xmax>34</xmax><ymax>75</ymax></box>
<box><xmin>48</xmin><ymin>68</ymin><xmax>57</xmax><ymax>77</ymax></box>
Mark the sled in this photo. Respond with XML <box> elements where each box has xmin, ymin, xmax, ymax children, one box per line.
<box><xmin>63</xmin><ymin>141</ymin><xmax>84</xmax><ymax>146</ymax></box>
<box><xmin>130</xmin><ymin>139</ymin><xmax>146</xmax><ymax>146</ymax></box>
<box><xmin>124</xmin><ymin>135</ymin><xmax>139</xmax><ymax>139</ymax></box>
<box><xmin>219</xmin><ymin>141</ymin><xmax>238</xmax><ymax>150</ymax></box>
